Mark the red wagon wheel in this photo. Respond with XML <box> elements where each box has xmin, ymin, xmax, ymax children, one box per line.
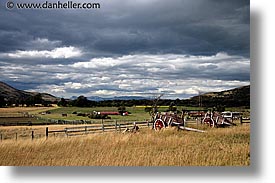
<box><xmin>154</xmin><ymin>119</ymin><xmax>165</xmax><ymax>130</ymax></box>
<box><xmin>203</xmin><ymin>117</ymin><xmax>215</xmax><ymax>128</ymax></box>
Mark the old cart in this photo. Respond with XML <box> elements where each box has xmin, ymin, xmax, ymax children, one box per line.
<box><xmin>202</xmin><ymin>111</ymin><xmax>237</xmax><ymax>127</ymax></box>
<box><xmin>152</xmin><ymin>112</ymin><xmax>205</xmax><ymax>133</ymax></box>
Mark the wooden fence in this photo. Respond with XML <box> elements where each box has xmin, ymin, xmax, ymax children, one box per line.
<box><xmin>240</xmin><ymin>117</ymin><xmax>250</xmax><ymax>124</ymax></box>
<box><xmin>0</xmin><ymin>121</ymin><xmax>153</xmax><ymax>141</ymax></box>
<box><xmin>46</xmin><ymin>121</ymin><xmax>152</xmax><ymax>138</ymax></box>
<box><xmin>0</xmin><ymin>130</ymin><xmax>36</xmax><ymax>141</ymax></box>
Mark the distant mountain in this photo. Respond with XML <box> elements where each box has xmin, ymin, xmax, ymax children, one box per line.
<box><xmin>86</xmin><ymin>96</ymin><xmax>105</xmax><ymax>101</ymax></box>
<box><xmin>70</xmin><ymin>96</ymin><xmax>104</xmax><ymax>101</ymax></box>
<box><xmin>0</xmin><ymin>81</ymin><xmax>249</xmax><ymax>107</ymax></box>
<box><xmin>69</xmin><ymin>95</ymin><xmax>149</xmax><ymax>102</ymax></box>
<box><xmin>111</xmin><ymin>96</ymin><xmax>148</xmax><ymax>101</ymax></box>
<box><xmin>87</xmin><ymin>96</ymin><xmax>148</xmax><ymax>101</ymax></box>
<box><xmin>0</xmin><ymin>81</ymin><xmax>59</xmax><ymax>103</ymax></box>
<box><xmin>39</xmin><ymin>93</ymin><xmax>60</xmax><ymax>103</ymax></box>
<box><xmin>0</xmin><ymin>81</ymin><xmax>30</xmax><ymax>100</ymax></box>
<box><xmin>195</xmin><ymin>85</ymin><xmax>250</xmax><ymax>98</ymax></box>
<box><xmin>188</xmin><ymin>85</ymin><xmax>250</xmax><ymax>107</ymax></box>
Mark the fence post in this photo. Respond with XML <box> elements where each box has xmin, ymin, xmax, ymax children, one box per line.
<box><xmin>240</xmin><ymin>117</ymin><xmax>243</xmax><ymax>125</ymax></box>
<box><xmin>115</xmin><ymin>120</ymin><xmax>117</xmax><ymax>131</ymax></box>
<box><xmin>64</xmin><ymin>128</ymin><xmax>68</xmax><ymax>137</ymax></box>
<box><xmin>85</xmin><ymin>126</ymin><xmax>87</xmax><ymax>134</ymax></box>
<box><xmin>46</xmin><ymin>127</ymin><xmax>49</xmax><ymax>139</ymax></box>
<box><xmin>31</xmin><ymin>131</ymin><xmax>34</xmax><ymax>140</ymax></box>
<box><xmin>133</xmin><ymin>122</ymin><xmax>136</xmax><ymax>129</ymax></box>
<box><xmin>102</xmin><ymin>122</ymin><xmax>105</xmax><ymax>132</ymax></box>
<box><xmin>119</xmin><ymin>124</ymin><xmax>121</xmax><ymax>132</ymax></box>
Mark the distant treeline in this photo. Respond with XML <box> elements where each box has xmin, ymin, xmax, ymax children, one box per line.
<box><xmin>0</xmin><ymin>93</ymin><xmax>52</xmax><ymax>107</ymax></box>
<box><xmin>56</xmin><ymin>94</ymin><xmax>249</xmax><ymax>108</ymax></box>
<box><xmin>1</xmin><ymin>86</ymin><xmax>250</xmax><ymax>108</ymax></box>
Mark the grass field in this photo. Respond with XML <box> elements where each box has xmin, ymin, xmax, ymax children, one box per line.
<box><xmin>0</xmin><ymin>107</ymin><xmax>57</xmax><ymax>125</ymax></box>
<box><xmin>0</xmin><ymin>106</ymin><xmax>148</xmax><ymax>125</ymax></box>
<box><xmin>0</xmin><ymin>124</ymin><xmax>250</xmax><ymax>166</ymax></box>
<box><xmin>0</xmin><ymin>106</ymin><xmax>250</xmax><ymax>166</ymax></box>
<box><xmin>0</xmin><ymin>106</ymin><xmax>56</xmax><ymax>116</ymax></box>
<box><xmin>0</xmin><ymin>106</ymin><xmax>250</xmax><ymax>123</ymax></box>
<box><xmin>40</xmin><ymin>106</ymin><xmax>151</xmax><ymax>121</ymax></box>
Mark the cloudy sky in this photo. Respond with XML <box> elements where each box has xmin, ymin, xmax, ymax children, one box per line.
<box><xmin>0</xmin><ymin>0</ymin><xmax>250</xmax><ymax>99</ymax></box>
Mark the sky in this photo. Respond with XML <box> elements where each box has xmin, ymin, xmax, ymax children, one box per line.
<box><xmin>0</xmin><ymin>0</ymin><xmax>250</xmax><ymax>99</ymax></box>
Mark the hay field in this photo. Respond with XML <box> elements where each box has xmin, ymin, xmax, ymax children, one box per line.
<box><xmin>0</xmin><ymin>125</ymin><xmax>250</xmax><ymax>166</ymax></box>
<box><xmin>0</xmin><ymin>106</ymin><xmax>56</xmax><ymax>117</ymax></box>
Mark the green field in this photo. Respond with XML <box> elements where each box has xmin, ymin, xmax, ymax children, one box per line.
<box><xmin>36</xmin><ymin>106</ymin><xmax>151</xmax><ymax>122</ymax></box>
<box><xmin>0</xmin><ymin>106</ymin><xmax>250</xmax><ymax>126</ymax></box>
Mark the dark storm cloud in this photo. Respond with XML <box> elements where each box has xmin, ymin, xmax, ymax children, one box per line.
<box><xmin>0</xmin><ymin>0</ymin><xmax>249</xmax><ymax>57</ymax></box>
<box><xmin>0</xmin><ymin>0</ymin><xmax>250</xmax><ymax>98</ymax></box>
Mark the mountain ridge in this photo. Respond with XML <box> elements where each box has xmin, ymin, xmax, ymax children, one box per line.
<box><xmin>0</xmin><ymin>81</ymin><xmax>59</xmax><ymax>103</ymax></box>
<box><xmin>188</xmin><ymin>85</ymin><xmax>250</xmax><ymax>107</ymax></box>
<box><xmin>0</xmin><ymin>81</ymin><xmax>250</xmax><ymax>107</ymax></box>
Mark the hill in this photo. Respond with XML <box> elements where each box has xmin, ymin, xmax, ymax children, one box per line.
<box><xmin>187</xmin><ymin>85</ymin><xmax>250</xmax><ymax>107</ymax></box>
<box><xmin>0</xmin><ymin>81</ymin><xmax>250</xmax><ymax>108</ymax></box>
<box><xmin>0</xmin><ymin>81</ymin><xmax>59</xmax><ymax>106</ymax></box>
<box><xmin>71</xmin><ymin>95</ymin><xmax>148</xmax><ymax>101</ymax></box>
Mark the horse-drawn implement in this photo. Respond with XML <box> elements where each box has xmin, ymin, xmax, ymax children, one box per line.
<box><xmin>202</xmin><ymin>111</ymin><xmax>237</xmax><ymax>127</ymax></box>
<box><xmin>152</xmin><ymin>112</ymin><xmax>205</xmax><ymax>133</ymax></box>
<box><xmin>151</xmin><ymin>110</ymin><xmax>238</xmax><ymax>132</ymax></box>
<box><xmin>149</xmin><ymin>94</ymin><xmax>238</xmax><ymax>132</ymax></box>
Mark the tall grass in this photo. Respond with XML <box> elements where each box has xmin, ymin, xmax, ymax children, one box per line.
<box><xmin>0</xmin><ymin>125</ymin><xmax>250</xmax><ymax>166</ymax></box>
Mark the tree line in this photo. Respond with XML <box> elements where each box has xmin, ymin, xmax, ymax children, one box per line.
<box><xmin>56</xmin><ymin>95</ymin><xmax>249</xmax><ymax>108</ymax></box>
<box><xmin>0</xmin><ymin>93</ymin><xmax>52</xmax><ymax>107</ymax></box>
<box><xmin>1</xmin><ymin>89</ymin><xmax>250</xmax><ymax>108</ymax></box>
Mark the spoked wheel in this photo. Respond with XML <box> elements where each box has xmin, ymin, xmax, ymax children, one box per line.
<box><xmin>203</xmin><ymin>118</ymin><xmax>215</xmax><ymax>128</ymax></box>
<box><xmin>154</xmin><ymin>119</ymin><xmax>165</xmax><ymax>130</ymax></box>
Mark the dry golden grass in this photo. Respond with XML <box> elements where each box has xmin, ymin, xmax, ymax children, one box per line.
<box><xmin>0</xmin><ymin>125</ymin><xmax>250</xmax><ymax>166</ymax></box>
<box><xmin>0</xmin><ymin>106</ymin><xmax>57</xmax><ymax>117</ymax></box>
<box><xmin>0</xmin><ymin>125</ymin><xmax>73</xmax><ymax>140</ymax></box>
<box><xmin>0</xmin><ymin>106</ymin><xmax>55</xmax><ymax>113</ymax></box>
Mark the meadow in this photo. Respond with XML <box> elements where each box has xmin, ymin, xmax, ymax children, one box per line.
<box><xmin>0</xmin><ymin>125</ymin><xmax>250</xmax><ymax>166</ymax></box>
<box><xmin>0</xmin><ymin>106</ymin><xmax>250</xmax><ymax>166</ymax></box>
<box><xmin>40</xmin><ymin>106</ymin><xmax>151</xmax><ymax>121</ymax></box>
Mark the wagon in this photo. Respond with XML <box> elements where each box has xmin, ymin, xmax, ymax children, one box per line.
<box><xmin>152</xmin><ymin>112</ymin><xmax>205</xmax><ymax>133</ymax></box>
<box><xmin>153</xmin><ymin>112</ymin><xmax>184</xmax><ymax>130</ymax></box>
<box><xmin>202</xmin><ymin>111</ymin><xmax>236</xmax><ymax>127</ymax></box>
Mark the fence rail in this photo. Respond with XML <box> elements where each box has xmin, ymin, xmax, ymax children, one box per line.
<box><xmin>0</xmin><ymin>115</ymin><xmax>151</xmax><ymax>126</ymax></box>
<box><xmin>240</xmin><ymin>117</ymin><xmax>250</xmax><ymax>124</ymax></box>
<box><xmin>46</xmin><ymin>121</ymin><xmax>153</xmax><ymax>138</ymax></box>
<box><xmin>0</xmin><ymin>116</ymin><xmax>250</xmax><ymax>141</ymax></box>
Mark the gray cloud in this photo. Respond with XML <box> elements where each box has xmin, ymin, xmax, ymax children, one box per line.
<box><xmin>0</xmin><ymin>0</ymin><xmax>250</xmax><ymax>98</ymax></box>
<box><xmin>0</xmin><ymin>53</ymin><xmax>249</xmax><ymax>98</ymax></box>
<box><xmin>0</xmin><ymin>0</ymin><xmax>249</xmax><ymax>57</ymax></box>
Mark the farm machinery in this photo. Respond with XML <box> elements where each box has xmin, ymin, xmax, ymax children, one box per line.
<box><xmin>152</xmin><ymin>111</ymin><xmax>205</xmax><ymax>132</ymax></box>
<box><xmin>153</xmin><ymin>112</ymin><xmax>184</xmax><ymax>130</ymax></box>
<box><xmin>149</xmin><ymin>94</ymin><xmax>204</xmax><ymax>132</ymax></box>
<box><xmin>151</xmin><ymin>110</ymin><xmax>237</xmax><ymax>132</ymax></box>
<box><xmin>149</xmin><ymin>94</ymin><xmax>238</xmax><ymax>132</ymax></box>
<box><xmin>201</xmin><ymin>111</ymin><xmax>237</xmax><ymax>128</ymax></box>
